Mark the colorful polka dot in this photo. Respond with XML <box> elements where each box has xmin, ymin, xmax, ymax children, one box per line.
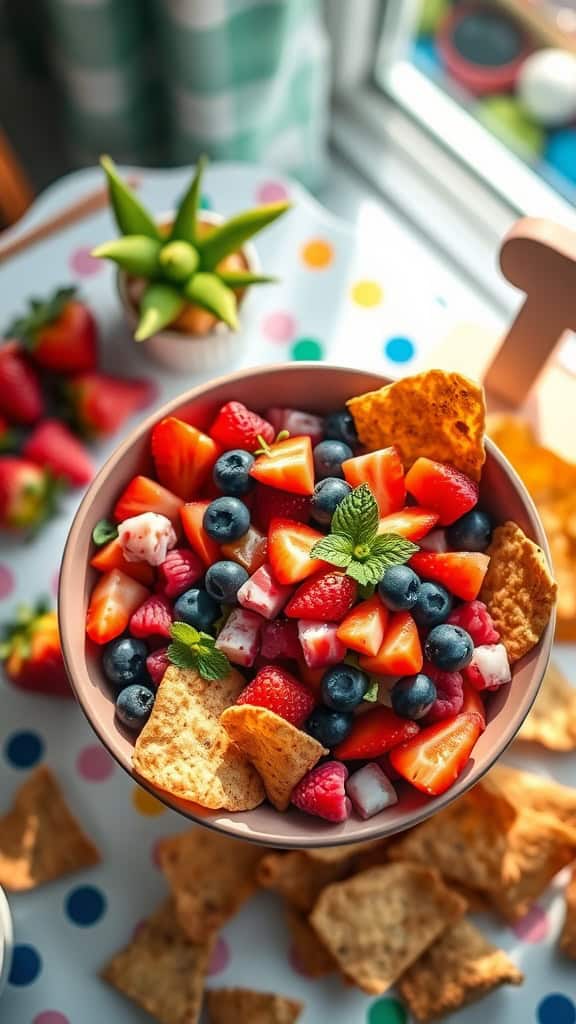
<box><xmin>368</xmin><ymin>996</ymin><xmax>407</xmax><ymax>1024</ymax></box>
<box><xmin>0</xmin><ymin>564</ymin><xmax>14</xmax><ymax>599</ymax></box>
<box><xmin>262</xmin><ymin>311</ymin><xmax>297</xmax><ymax>343</ymax></box>
<box><xmin>34</xmin><ymin>1012</ymin><xmax>70</xmax><ymax>1024</ymax></box>
<box><xmin>132</xmin><ymin>784</ymin><xmax>166</xmax><ymax>817</ymax></box>
<box><xmin>65</xmin><ymin>885</ymin><xmax>107</xmax><ymax>927</ymax></box>
<box><xmin>9</xmin><ymin>944</ymin><xmax>42</xmax><ymax>986</ymax></box>
<box><xmin>69</xmin><ymin>247</ymin><xmax>102</xmax><ymax>277</ymax></box>
<box><xmin>537</xmin><ymin>993</ymin><xmax>576</xmax><ymax>1024</ymax></box>
<box><xmin>76</xmin><ymin>744</ymin><xmax>115</xmax><ymax>783</ymax></box>
<box><xmin>512</xmin><ymin>903</ymin><xmax>549</xmax><ymax>943</ymax></box>
<box><xmin>257</xmin><ymin>181</ymin><xmax>289</xmax><ymax>204</ymax></box>
<box><xmin>301</xmin><ymin>239</ymin><xmax>333</xmax><ymax>269</ymax></box>
<box><xmin>351</xmin><ymin>280</ymin><xmax>383</xmax><ymax>308</ymax></box>
<box><xmin>207</xmin><ymin>935</ymin><xmax>231</xmax><ymax>976</ymax></box>
<box><xmin>291</xmin><ymin>338</ymin><xmax>324</xmax><ymax>361</ymax></box>
<box><xmin>384</xmin><ymin>336</ymin><xmax>415</xmax><ymax>363</ymax></box>
<box><xmin>5</xmin><ymin>730</ymin><xmax>44</xmax><ymax>769</ymax></box>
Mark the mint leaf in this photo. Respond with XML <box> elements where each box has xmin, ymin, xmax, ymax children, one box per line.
<box><xmin>196</xmin><ymin>647</ymin><xmax>230</xmax><ymax>681</ymax></box>
<box><xmin>345</xmin><ymin>560</ymin><xmax>371</xmax><ymax>586</ymax></box>
<box><xmin>357</xmin><ymin>582</ymin><xmax>376</xmax><ymax>599</ymax></box>
<box><xmin>167</xmin><ymin>640</ymin><xmax>199</xmax><ymax>671</ymax></box>
<box><xmin>309</xmin><ymin>534</ymin><xmax>353</xmax><ymax>568</ymax></box>
<box><xmin>370</xmin><ymin>534</ymin><xmax>418</xmax><ymax>567</ymax></box>
<box><xmin>331</xmin><ymin>483</ymin><xmax>378</xmax><ymax>546</ymax></box>
<box><xmin>168</xmin><ymin>623</ymin><xmax>231</xmax><ymax>680</ymax></box>
<box><xmin>364</xmin><ymin>680</ymin><xmax>379</xmax><ymax>702</ymax></box>
<box><xmin>92</xmin><ymin>519</ymin><xmax>118</xmax><ymax>546</ymax></box>
<box><xmin>171</xmin><ymin>622</ymin><xmax>201</xmax><ymax>645</ymax></box>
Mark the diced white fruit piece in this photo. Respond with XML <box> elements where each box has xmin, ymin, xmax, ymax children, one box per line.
<box><xmin>265</xmin><ymin>407</ymin><xmax>324</xmax><ymax>445</ymax></box>
<box><xmin>419</xmin><ymin>529</ymin><xmax>448</xmax><ymax>553</ymax></box>
<box><xmin>346</xmin><ymin>763</ymin><xmax>398</xmax><ymax>820</ymax></box>
<box><xmin>468</xmin><ymin>643</ymin><xmax>511</xmax><ymax>691</ymax></box>
<box><xmin>237</xmin><ymin>563</ymin><xmax>293</xmax><ymax>620</ymax></box>
<box><xmin>215</xmin><ymin>608</ymin><xmax>263</xmax><ymax>667</ymax></box>
<box><xmin>298</xmin><ymin>620</ymin><xmax>347</xmax><ymax>668</ymax></box>
<box><xmin>117</xmin><ymin>512</ymin><xmax>177</xmax><ymax>566</ymax></box>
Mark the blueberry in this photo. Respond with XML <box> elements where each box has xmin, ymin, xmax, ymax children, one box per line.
<box><xmin>322</xmin><ymin>663</ymin><xmax>369</xmax><ymax>711</ymax></box>
<box><xmin>102</xmin><ymin>637</ymin><xmax>149</xmax><ymax>690</ymax></box>
<box><xmin>173</xmin><ymin>587</ymin><xmax>220</xmax><ymax>630</ymax></box>
<box><xmin>391</xmin><ymin>673</ymin><xmax>437</xmax><ymax>720</ymax></box>
<box><xmin>378</xmin><ymin>565</ymin><xmax>420</xmax><ymax>611</ymax></box>
<box><xmin>323</xmin><ymin>409</ymin><xmax>358</xmax><ymax>447</ymax></box>
<box><xmin>203</xmin><ymin>496</ymin><xmax>250</xmax><ymax>542</ymax></box>
<box><xmin>115</xmin><ymin>684</ymin><xmax>155</xmax><ymax>732</ymax></box>
<box><xmin>305</xmin><ymin>706</ymin><xmax>353</xmax><ymax>747</ymax></box>
<box><xmin>447</xmin><ymin>509</ymin><xmax>492</xmax><ymax>552</ymax></box>
<box><xmin>213</xmin><ymin>449</ymin><xmax>255</xmax><ymax>497</ymax></box>
<box><xmin>205</xmin><ymin>560</ymin><xmax>249</xmax><ymax>603</ymax></box>
<box><xmin>311</xmin><ymin>477</ymin><xmax>352</xmax><ymax>525</ymax></box>
<box><xmin>313</xmin><ymin>440</ymin><xmax>353</xmax><ymax>480</ymax></box>
<box><xmin>424</xmin><ymin>624</ymin><xmax>474</xmax><ymax>671</ymax></box>
<box><xmin>412</xmin><ymin>581</ymin><xmax>453</xmax><ymax>627</ymax></box>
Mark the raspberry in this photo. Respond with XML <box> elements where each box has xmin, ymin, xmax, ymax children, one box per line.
<box><xmin>209</xmin><ymin>401</ymin><xmax>274</xmax><ymax>452</ymax></box>
<box><xmin>236</xmin><ymin>665</ymin><xmax>315</xmax><ymax>727</ymax></box>
<box><xmin>253</xmin><ymin>485</ymin><xmax>310</xmax><ymax>532</ymax></box>
<box><xmin>424</xmin><ymin>663</ymin><xmax>464</xmax><ymax>722</ymax></box>
<box><xmin>146</xmin><ymin>647</ymin><xmax>170</xmax><ymax>686</ymax></box>
<box><xmin>285</xmin><ymin>571</ymin><xmax>357</xmax><ymax>622</ymax></box>
<box><xmin>260</xmin><ymin>619</ymin><xmax>302</xmax><ymax>661</ymax></box>
<box><xmin>447</xmin><ymin>600</ymin><xmax>499</xmax><ymax>645</ymax></box>
<box><xmin>291</xmin><ymin>761</ymin><xmax>351</xmax><ymax>822</ymax></box>
<box><xmin>129</xmin><ymin>594</ymin><xmax>173</xmax><ymax>639</ymax></box>
<box><xmin>158</xmin><ymin>547</ymin><xmax>203</xmax><ymax>598</ymax></box>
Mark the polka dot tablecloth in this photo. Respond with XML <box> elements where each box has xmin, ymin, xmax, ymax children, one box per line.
<box><xmin>0</xmin><ymin>163</ymin><xmax>575</xmax><ymax>1023</ymax></box>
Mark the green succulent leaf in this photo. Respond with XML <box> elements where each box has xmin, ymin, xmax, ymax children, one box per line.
<box><xmin>197</xmin><ymin>201</ymin><xmax>291</xmax><ymax>270</ymax></box>
<box><xmin>184</xmin><ymin>273</ymin><xmax>239</xmax><ymax>330</ymax></box>
<box><xmin>135</xmin><ymin>283</ymin><xmax>186</xmax><ymax>341</ymax></box>
<box><xmin>100</xmin><ymin>155</ymin><xmax>160</xmax><ymax>240</ymax></box>
<box><xmin>169</xmin><ymin>154</ymin><xmax>207</xmax><ymax>245</ymax></box>
<box><xmin>217</xmin><ymin>270</ymin><xmax>278</xmax><ymax>287</ymax></box>
<box><xmin>331</xmin><ymin>483</ymin><xmax>378</xmax><ymax>548</ymax></box>
<box><xmin>159</xmin><ymin>241</ymin><xmax>199</xmax><ymax>283</ymax></box>
<box><xmin>91</xmin><ymin>235</ymin><xmax>161</xmax><ymax>276</ymax></box>
<box><xmin>309</xmin><ymin>534</ymin><xmax>353</xmax><ymax>568</ymax></box>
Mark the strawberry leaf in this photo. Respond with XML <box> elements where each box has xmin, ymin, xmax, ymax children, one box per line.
<box><xmin>331</xmin><ymin>483</ymin><xmax>378</xmax><ymax>547</ymax></box>
<box><xmin>309</xmin><ymin>534</ymin><xmax>353</xmax><ymax>568</ymax></box>
<box><xmin>92</xmin><ymin>519</ymin><xmax>118</xmax><ymax>547</ymax></box>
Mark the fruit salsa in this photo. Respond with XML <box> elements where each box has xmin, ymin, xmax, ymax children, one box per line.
<box><xmin>85</xmin><ymin>370</ymin><xmax>557</xmax><ymax>824</ymax></box>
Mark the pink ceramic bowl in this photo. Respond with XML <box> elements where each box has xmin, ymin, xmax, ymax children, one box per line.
<box><xmin>59</xmin><ymin>363</ymin><xmax>554</xmax><ymax>848</ymax></box>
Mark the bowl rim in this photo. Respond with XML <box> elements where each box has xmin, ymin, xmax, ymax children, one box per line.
<box><xmin>59</xmin><ymin>362</ymin><xmax>555</xmax><ymax>848</ymax></box>
<box><xmin>0</xmin><ymin>886</ymin><xmax>13</xmax><ymax>997</ymax></box>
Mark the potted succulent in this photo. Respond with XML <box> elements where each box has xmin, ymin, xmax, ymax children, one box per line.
<box><xmin>93</xmin><ymin>156</ymin><xmax>290</xmax><ymax>372</ymax></box>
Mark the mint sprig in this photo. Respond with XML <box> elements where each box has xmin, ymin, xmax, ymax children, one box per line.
<box><xmin>310</xmin><ymin>483</ymin><xmax>418</xmax><ymax>587</ymax></box>
<box><xmin>167</xmin><ymin>621</ymin><xmax>231</xmax><ymax>681</ymax></box>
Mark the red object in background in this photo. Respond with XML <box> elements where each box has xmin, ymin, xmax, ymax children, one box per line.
<box><xmin>437</xmin><ymin>3</ymin><xmax>533</xmax><ymax>96</ymax></box>
<box><xmin>1</xmin><ymin>602</ymin><xmax>71</xmax><ymax>697</ymax></box>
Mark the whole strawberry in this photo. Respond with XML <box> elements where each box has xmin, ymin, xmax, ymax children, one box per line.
<box><xmin>23</xmin><ymin>419</ymin><xmax>94</xmax><ymax>487</ymax></box>
<box><xmin>237</xmin><ymin>665</ymin><xmax>315</xmax><ymax>726</ymax></box>
<box><xmin>64</xmin><ymin>372</ymin><xmax>155</xmax><ymax>438</ymax></box>
<box><xmin>0</xmin><ymin>457</ymin><xmax>57</xmax><ymax>531</ymax></box>
<box><xmin>0</xmin><ymin>600</ymin><xmax>71</xmax><ymax>697</ymax></box>
<box><xmin>209</xmin><ymin>401</ymin><xmax>275</xmax><ymax>452</ymax></box>
<box><xmin>0</xmin><ymin>341</ymin><xmax>44</xmax><ymax>424</ymax></box>
<box><xmin>7</xmin><ymin>287</ymin><xmax>98</xmax><ymax>373</ymax></box>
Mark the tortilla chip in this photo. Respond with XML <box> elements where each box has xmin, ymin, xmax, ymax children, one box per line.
<box><xmin>516</xmin><ymin>660</ymin><xmax>576</xmax><ymax>750</ymax></box>
<box><xmin>0</xmin><ymin>765</ymin><xmax>100</xmax><ymax>891</ymax></box>
<box><xmin>347</xmin><ymin>370</ymin><xmax>486</xmax><ymax>481</ymax></box>
<box><xmin>220</xmin><ymin>705</ymin><xmax>326</xmax><ymax>811</ymax></box>
<box><xmin>479</xmin><ymin>521</ymin><xmax>556</xmax><ymax>662</ymax></box>
<box><xmin>132</xmin><ymin>667</ymin><xmax>265</xmax><ymax>810</ymax></box>
<box><xmin>309</xmin><ymin>863</ymin><xmax>466</xmax><ymax>995</ymax></box>
<box><xmin>206</xmin><ymin>987</ymin><xmax>303</xmax><ymax>1024</ymax></box>
<box><xmin>398</xmin><ymin>918</ymin><xmax>523</xmax><ymax>1022</ymax></box>
<box><xmin>489</xmin><ymin>764</ymin><xmax>576</xmax><ymax>830</ymax></box>
<box><xmin>284</xmin><ymin>905</ymin><xmax>336</xmax><ymax>978</ymax></box>
<box><xmin>101</xmin><ymin>900</ymin><xmax>213</xmax><ymax>1024</ymax></box>
<box><xmin>257</xmin><ymin>851</ymin><xmax>355</xmax><ymax>913</ymax></box>
<box><xmin>158</xmin><ymin>827</ymin><xmax>263</xmax><ymax>942</ymax></box>
<box><xmin>560</xmin><ymin>869</ymin><xmax>576</xmax><ymax>960</ymax></box>
<box><xmin>448</xmin><ymin>883</ymin><xmax>493</xmax><ymax>914</ymax></box>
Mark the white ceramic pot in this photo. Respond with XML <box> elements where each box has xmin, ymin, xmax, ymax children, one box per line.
<box><xmin>0</xmin><ymin>887</ymin><xmax>13</xmax><ymax>997</ymax></box>
<box><xmin>117</xmin><ymin>210</ymin><xmax>259</xmax><ymax>373</ymax></box>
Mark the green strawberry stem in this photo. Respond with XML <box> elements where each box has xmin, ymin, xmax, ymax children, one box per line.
<box><xmin>135</xmin><ymin>283</ymin><xmax>186</xmax><ymax>341</ymax></box>
<box><xmin>101</xmin><ymin>156</ymin><xmax>160</xmax><ymax>240</ymax></box>
<box><xmin>197</xmin><ymin>201</ymin><xmax>291</xmax><ymax>270</ymax></box>
<box><xmin>169</xmin><ymin>154</ymin><xmax>206</xmax><ymax>246</ymax></box>
<box><xmin>91</xmin><ymin>236</ymin><xmax>161</xmax><ymax>276</ymax></box>
<box><xmin>184</xmin><ymin>273</ymin><xmax>238</xmax><ymax>330</ymax></box>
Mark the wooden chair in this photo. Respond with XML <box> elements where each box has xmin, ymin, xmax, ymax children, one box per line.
<box><xmin>0</xmin><ymin>127</ymin><xmax>34</xmax><ymax>228</ymax></box>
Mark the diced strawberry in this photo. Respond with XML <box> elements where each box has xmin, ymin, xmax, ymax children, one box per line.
<box><xmin>298</xmin><ymin>621</ymin><xmax>347</xmax><ymax>669</ymax></box>
<box><xmin>268</xmin><ymin>518</ymin><xmax>327</xmax><ymax>585</ymax></box>
<box><xmin>130</xmin><ymin>594</ymin><xmax>173</xmax><ymax>639</ymax></box>
<box><xmin>377</xmin><ymin>506</ymin><xmax>439</xmax><ymax>541</ymax></box>
<box><xmin>336</xmin><ymin>595</ymin><xmax>388</xmax><ymax>656</ymax></box>
<box><xmin>157</xmin><ymin>547</ymin><xmax>203</xmax><ymax>598</ymax></box>
<box><xmin>114</xmin><ymin>475</ymin><xmax>183</xmax><ymax>525</ymax></box>
<box><xmin>265</xmin><ymin>408</ymin><xmax>324</xmax><ymax>446</ymax></box>
<box><xmin>151</xmin><ymin>416</ymin><xmax>220</xmax><ymax>500</ymax></box>
<box><xmin>146</xmin><ymin>647</ymin><xmax>170</xmax><ymax>686</ymax></box>
<box><xmin>346</xmin><ymin>763</ymin><xmax>398</xmax><ymax>819</ymax></box>
<box><xmin>285</xmin><ymin>571</ymin><xmax>357</xmax><ymax>622</ymax></box>
<box><xmin>23</xmin><ymin>419</ymin><xmax>94</xmax><ymax>487</ymax></box>
<box><xmin>221</xmin><ymin>524</ymin><xmax>268</xmax><ymax>573</ymax></box>
<box><xmin>359</xmin><ymin>612</ymin><xmax>422</xmax><ymax>677</ymax></box>
<box><xmin>215</xmin><ymin>608</ymin><xmax>263</xmax><ymax>667</ymax></box>
<box><xmin>463</xmin><ymin>643</ymin><xmax>511</xmax><ymax>692</ymax></box>
<box><xmin>180</xmin><ymin>500</ymin><xmax>221</xmax><ymax>566</ymax></box>
<box><xmin>253</xmin><ymin>484</ymin><xmax>311</xmax><ymax>532</ymax></box>
<box><xmin>423</xmin><ymin>664</ymin><xmax>464</xmax><ymax>723</ymax></box>
<box><xmin>209</xmin><ymin>400</ymin><xmax>274</xmax><ymax>452</ymax></box>
<box><xmin>410</xmin><ymin>551</ymin><xmax>489</xmax><ymax>602</ymax></box>
<box><xmin>90</xmin><ymin>537</ymin><xmax>155</xmax><ymax>586</ymax></box>
<box><xmin>342</xmin><ymin>447</ymin><xmax>405</xmax><ymax>516</ymax></box>
<box><xmin>418</xmin><ymin>529</ymin><xmax>448</xmax><ymax>553</ymax></box>
<box><xmin>260</xmin><ymin>619</ymin><xmax>301</xmax><ymax>661</ymax></box>
<box><xmin>86</xmin><ymin>569</ymin><xmax>149</xmax><ymax>645</ymax></box>
<box><xmin>447</xmin><ymin>600</ymin><xmax>499</xmax><ymax>645</ymax></box>
<box><xmin>237</xmin><ymin>563</ymin><xmax>293</xmax><ymax>620</ymax></box>
<box><xmin>461</xmin><ymin>680</ymin><xmax>486</xmax><ymax>731</ymax></box>
<box><xmin>236</xmin><ymin>665</ymin><xmax>315</xmax><ymax>727</ymax></box>
<box><xmin>405</xmin><ymin>458</ymin><xmax>479</xmax><ymax>526</ymax></box>
<box><xmin>334</xmin><ymin>706</ymin><xmax>419</xmax><ymax>760</ymax></box>
<box><xmin>389</xmin><ymin>713</ymin><xmax>482</xmax><ymax>796</ymax></box>
<box><xmin>250</xmin><ymin>436</ymin><xmax>314</xmax><ymax>496</ymax></box>
<box><xmin>291</xmin><ymin>761</ymin><xmax>351</xmax><ymax>823</ymax></box>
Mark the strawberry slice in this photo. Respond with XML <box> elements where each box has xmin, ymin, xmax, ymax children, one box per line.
<box><xmin>359</xmin><ymin>611</ymin><xmax>422</xmax><ymax>676</ymax></box>
<box><xmin>285</xmin><ymin>571</ymin><xmax>357</xmax><ymax>622</ymax></box>
<box><xmin>180</xmin><ymin>500</ymin><xmax>221</xmax><ymax>566</ymax></box>
<box><xmin>90</xmin><ymin>537</ymin><xmax>155</xmax><ymax>586</ymax></box>
<box><xmin>410</xmin><ymin>551</ymin><xmax>490</xmax><ymax>602</ymax></box>
<box><xmin>389</xmin><ymin>713</ymin><xmax>482</xmax><ymax>796</ymax></box>
<box><xmin>461</xmin><ymin>681</ymin><xmax>486</xmax><ymax>731</ymax></box>
<box><xmin>342</xmin><ymin>447</ymin><xmax>405</xmax><ymax>516</ymax></box>
<box><xmin>405</xmin><ymin>458</ymin><xmax>479</xmax><ymax>526</ymax></box>
<box><xmin>334</xmin><ymin>706</ymin><xmax>419</xmax><ymax>760</ymax></box>
<box><xmin>267</xmin><ymin>518</ymin><xmax>327</xmax><ymax>585</ymax></box>
<box><xmin>336</xmin><ymin>595</ymin><xmax>388</xmax><ymax>656</ymax></box>
<box><xmin>221</xmin><ymin>524</ymin><xmax>268</xmax><ymax>573</ymax></box>
<box><xmin>253</xmin><ymin>484</ymin><xmax>310</xmax><ymax>532</ymax></box>
<box><xmin>151</xmin><ymin>416</ymin><xmax>220</xmax><ymax>500</ymax></box>
<box><xmin>377</xmin><ymin>506</ymin><xmax>439</xmax><ymax>541</ymax></box>
<box><xmin>250</xmin><ymin>436</ymin><xmax>314</xmax><ymax>496</ymax></box>
<box><xmin>86</xmin><ymin>569</ymin><xmax>149</xmax><ymax>644</ymax></box>
<box><xmin>114</xmin><ymin>475</ymin><xmax>183</xmax><ymax>525</ymax></box>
